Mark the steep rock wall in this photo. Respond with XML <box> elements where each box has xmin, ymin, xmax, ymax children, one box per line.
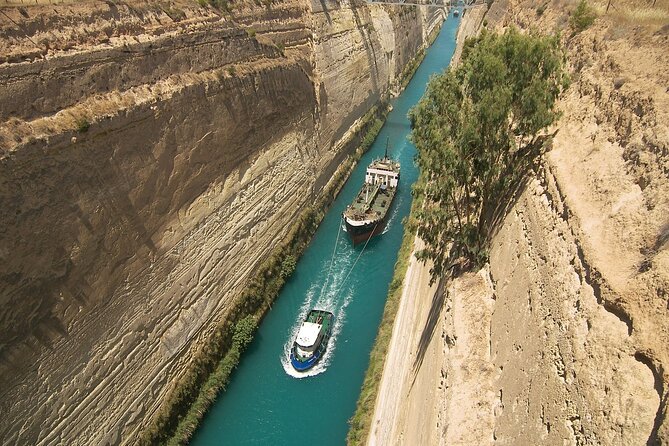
<box><xmin>436</xmin><ymin>1</ymin><xmax>669</xmax><ymax>444</ymax></box>
<box><xmin>487</xmin><ymin>168</ymin><xmax>660</xmax><ymax>445</ymax></box>
<box><xmin>0</xmin><ymin>0</ymin><xmax>443</xmax><ymax>444</ymax></box>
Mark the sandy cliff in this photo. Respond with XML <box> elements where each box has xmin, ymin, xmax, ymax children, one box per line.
<box><xmin>483</xmin><ymin>1</ymin><xmax>669</xmax><ymax>443</ymax></box>
<box><xmin>0</xmin><ymin>0</ymin><xmax>443</xmax><ymax>443</ymax></box>
<box><xmin>369</xmin><ymin>1</ymin><xmax>669</xmax><ymax>445</ymax></box>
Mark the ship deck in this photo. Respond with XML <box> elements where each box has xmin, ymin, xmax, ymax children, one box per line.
<box><xmin>369</xmin><ymin>158</ymin><xmax>400</xmax><ymax>172</ymax></box>
<box><xmin>307</xmin><ymin>310</ymin><xmax>332</xmax><ymax>332</ymax></box>
<box><xmin>344</xmin><ymin>183</ymin><xmax>396</xmax><ymax>221</ymax></box>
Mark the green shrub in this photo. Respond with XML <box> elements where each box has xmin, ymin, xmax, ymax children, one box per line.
<box><xmin>232</xmin><ymin>316</ymin><xmax>257</xmax><ymax>351</ymax></box>
<box><xmin>75</xmin><ymin>118</ymin><xmax>90</xmax><ymax>133</ymax></box>
<box><xmin>246</xmin><ymin>28</ymin><xmax>256</xmax><ymax>38</ymax></box>
<box><xmin>361</xmin><ymin>119</ymin><xmax>383</xmax><ymax>151</ymax></box>
<box><xmin>280</xmin><ymin>254</ymin><xmax>297</xmax><ymax>279</ymax></box>
<box><xmin>570</xmin><ymin>0</ymin><xmax>596</xmax><ymax>33</ymax></box>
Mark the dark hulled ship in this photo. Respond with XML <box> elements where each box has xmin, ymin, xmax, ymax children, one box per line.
<box><xmin>342</xmin><ymin>144</ymin><xmax>400</xmax><ymax>245</ymax></box>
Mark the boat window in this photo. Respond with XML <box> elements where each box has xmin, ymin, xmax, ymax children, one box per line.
<box><xmin>296</xmin><ymin>345</ymin><xmax>314</xmax><ymax>357</ymax></box>
<box><xmin>297</xmin><ymin>337</ymin><xmax>319</xmax><ymax>352</ymax></box>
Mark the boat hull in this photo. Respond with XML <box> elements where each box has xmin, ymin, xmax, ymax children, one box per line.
<box><xmin>290</xmin><ymin>349</ymin><xmax>323</xmax><ymax>372</ymax></box>
<box><xmin>342</xmin><ymin>155</ymin><xmax>400</xmax><ymax>245</ymax></box>
<box><xmin>343</xmin><ymin>216</ymin><xmax>387</xmax><ymax>245</ymax></box>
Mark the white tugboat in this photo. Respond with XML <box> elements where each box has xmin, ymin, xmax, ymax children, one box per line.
<box><xmin>289</xmin><ymin>309</ymin><xmax>334</xmax><ymax>372</ymax></box>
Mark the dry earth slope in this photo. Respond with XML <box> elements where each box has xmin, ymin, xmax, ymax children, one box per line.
<box><xmin>0</xmin><ymin>0</ymin><xmax>443</xmax><ymax>444</ymax></box>
<box><xmin>483</xmin><ymin>1</ymin><xmax>669</xmax><ymax>443</ymax></box>
<box><xmin>369</xmin><ymin>0</ymin><xmax>669</xmax><ymax>445</ymax></box>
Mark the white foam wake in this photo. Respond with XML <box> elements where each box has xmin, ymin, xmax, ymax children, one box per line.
<box><xmin>381</xmin><ymin>197</ymin><xmax>401</xmax><ymax>235</ymax></box>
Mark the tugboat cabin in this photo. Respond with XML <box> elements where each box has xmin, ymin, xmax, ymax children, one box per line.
<box><xmin>295</xmin><ymin>321</ymin><xmax>323</xmax><ymax>358</ymax></box>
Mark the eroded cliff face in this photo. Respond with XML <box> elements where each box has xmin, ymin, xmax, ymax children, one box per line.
<box><xmin>437</xmin><ymin>1</ymin><xmax>668</xmax><ymax>444</ymax></box>
<box><xmin>0</xmin><ymin>0</ymin><xmax>443</xmax><ymax>443</ymax></box>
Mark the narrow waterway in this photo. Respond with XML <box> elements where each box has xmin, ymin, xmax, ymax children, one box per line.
<box><xmin>191</xmin><ymin>13</ymin><xmax>460</xmax><ymax>445</ymax></box>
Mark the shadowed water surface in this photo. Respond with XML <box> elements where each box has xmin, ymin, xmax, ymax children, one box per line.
<box><xmin>191</xmin><ymin>13</ymin><xmax>460</xmax><ymax>445</ymax></box>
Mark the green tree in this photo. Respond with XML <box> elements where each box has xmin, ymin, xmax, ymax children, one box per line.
<box><xmin>232</xmin><ymin>316</ymin><xmax>257</xmax><ymax>351</ymax></box>
<box><xmin>280</xmin><ymin>254</ymin><xmax>297</xmax><ymax>279</ymax></box>
<box><xmin>409</xmin><ymin>28</ymin><xmax>568</xmax><ymax>282</ymax></box>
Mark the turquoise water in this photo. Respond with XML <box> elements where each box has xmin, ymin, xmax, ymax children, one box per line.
<box><xmin>191</xmin><ymin>13</ymin><xmax>459</xmax><ymax>446</ymax></box>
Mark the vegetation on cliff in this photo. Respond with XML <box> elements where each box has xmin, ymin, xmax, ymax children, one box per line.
<box><xmin>409</xmin><ymin>28</ymin><xmax>569</xmax><ymax>280</ymax></box>
<box><xmin>570</xmin><ymin>0</ymin><xmax>597</xmax><ymax>33</ymax></box>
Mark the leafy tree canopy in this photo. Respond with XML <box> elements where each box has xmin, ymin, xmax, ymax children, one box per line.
<box><xmin>232</xmin><ymin>315</ymin><xmax>257</xmax><ymax>351</ymax></box>
<box><xmin>409</xmin><ymin>27</ymin><xmax>569</xmax><ymax>282</ymax></box>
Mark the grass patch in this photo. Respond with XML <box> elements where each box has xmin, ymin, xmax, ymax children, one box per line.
<box><xmin>140</xmin><ymin>99</ymin><xmax>390</xmax><ymax>446</ymax></box>
<box><xmin>570</xmin><ymin>0</ymin><xmax>597</xmax><ymax>33</ymax></box>
<box><xmin>75</xmin><ymin>117</ymin><xmax>90</xmax><ymax>133</ymax></box>
<box><xmin>593</xmin><ymin>1</ymin><xmax>669</xmax><ymax>27</ymax></box>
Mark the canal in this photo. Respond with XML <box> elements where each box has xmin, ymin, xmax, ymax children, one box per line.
<box><xmin>191</xmin><ymin>12</ymin><xmax>460</xmax><ymax>445</ymax></box>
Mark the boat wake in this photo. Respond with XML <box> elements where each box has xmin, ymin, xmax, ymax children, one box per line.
<box><xmin>281</xmin><ymin>253</ymin><xmax>355</xmax><ymax>378</ymax></box>
<box><xmin>381</xmin><ymin>198</ymin><xmax>401</xmax><ymax>235</ymax></box>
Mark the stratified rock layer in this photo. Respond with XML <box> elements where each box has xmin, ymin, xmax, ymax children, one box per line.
<box><xmin>0</xmin><ymin>0</ymin><xmax>443</xmax><ymax>443</ymax></box>
<box><xmin>438</xmin><ymin>1</ymin><xmax>668</xmax><ymax>444</ymax></box>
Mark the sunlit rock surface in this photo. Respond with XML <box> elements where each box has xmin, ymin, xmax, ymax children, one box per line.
<box><xmin>0</xmin><ymin>0</ymin><xmax>443</xmax><ymax>443</ymax></box>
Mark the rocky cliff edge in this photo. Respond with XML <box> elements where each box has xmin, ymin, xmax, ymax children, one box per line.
<box><xmin>0</xmin><ymin>0</ymin><xmax>443</xmax><ymax>443</ymax></box>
